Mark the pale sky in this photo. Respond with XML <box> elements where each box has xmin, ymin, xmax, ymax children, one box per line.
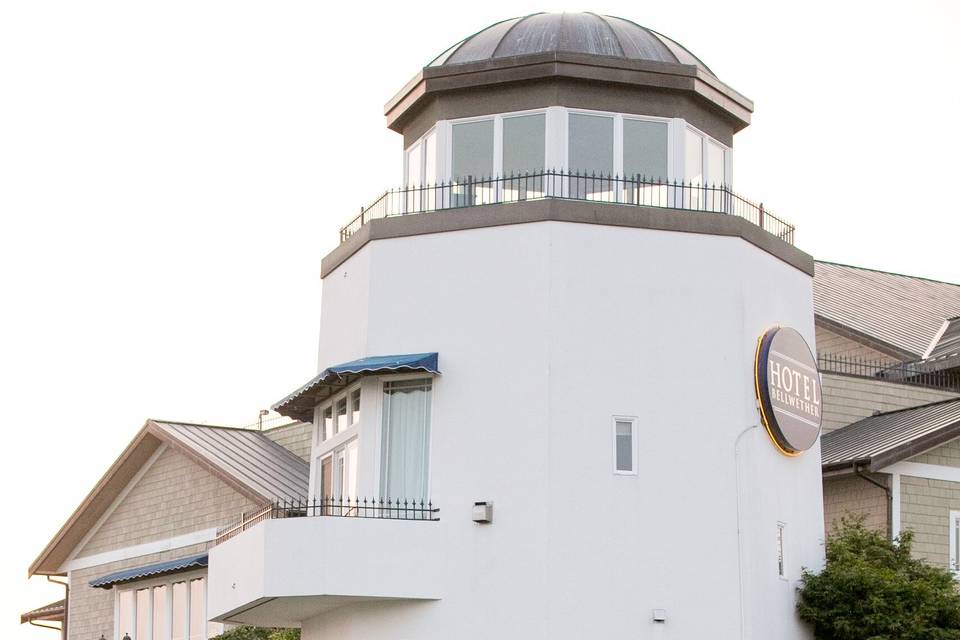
<box><xmin>2</xmin><ymin>1</ymin><xmax>958</xmax><ymax>637</ymax></box>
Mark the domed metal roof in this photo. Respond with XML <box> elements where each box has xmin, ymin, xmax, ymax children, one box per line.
<box><xmin>430</xmin><ymin>12</ymin><xmax>715</xmax><ymax>77</ymax></box>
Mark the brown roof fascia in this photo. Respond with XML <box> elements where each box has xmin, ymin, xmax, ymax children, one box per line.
<box><xmin>28</xmin><ymin>423</ymin><xmax>162</xmax><ymax>576</ymax></box>
<box><xmin>869</xmin><ymin>418</ymin><xmax>960</xmax><ymax>472</ymax></box>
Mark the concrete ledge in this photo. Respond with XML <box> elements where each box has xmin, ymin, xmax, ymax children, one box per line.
<box><xmin>320</xmin><ymin>199</ymin><xmax>814</xmax><ymax>279</ymax></box>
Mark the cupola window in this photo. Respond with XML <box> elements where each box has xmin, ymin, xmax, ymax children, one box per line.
<box><xmin>452</xmin><ymin>119</ymin><xmax>494</xmax><ymax>181</ymax></box>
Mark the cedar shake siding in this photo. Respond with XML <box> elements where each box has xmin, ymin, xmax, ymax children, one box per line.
<box><xmin>820</xmin><ymin>373</ymin><xmax>960</xmax><ymax>434</ymax></box>
<box><xmin>263</xmin><ymin>421</ymin><xmax>312</xmax><ymax>462</ymax></box>
<box><xmin>823</xmin><ymin>474</ymin><xmax>889</xmax><ymax>538</ymax></box>
<box><xmin>899</xmin><ymin>475</ymin><xmax>960</xmax><ymax>570</ymax></box>
<box><xmin>67</xmin><ymin>447</ymin><xmax>257</xmax><ymax>640</ymax></box>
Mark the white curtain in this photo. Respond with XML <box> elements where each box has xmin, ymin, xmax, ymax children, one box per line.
<box><xmin>380</xmin><ymin>378</ymin><xmax>432</xmax><ymax>501</ymax></box>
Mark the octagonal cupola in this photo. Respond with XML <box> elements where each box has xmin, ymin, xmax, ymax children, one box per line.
<box><xmin>387</xmin><ymin>12</ymin><xmax>753</xmax><ymax>194</ymax></box>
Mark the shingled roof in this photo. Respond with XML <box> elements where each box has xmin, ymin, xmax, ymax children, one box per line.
<box><xmin>821</xmin><ymin>398</ymin><xmax>960</xmax><ymax>472</ymax></box>
<box><xmin>29</xmin><ymin>419</ymin><xmax>309</xmax><ymax>577</ymax></box>
<box><xmin>814</xmin><ymin>261</ymin><xmax>960</xmax><ymax>359</ymax></box>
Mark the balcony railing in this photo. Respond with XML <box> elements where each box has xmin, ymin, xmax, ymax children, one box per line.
<box><xmin>818</xmin><ymin>353</ymin><xmax>960</xmax><ymax>393</ymax></box>
<box><xmin>215</xmin><ymin>497</ymin><xmax>439</xmax><ymax>545</ymax></box>
<box><xmin>340</xmin><ymin>171</ymin><xmax>795</xmax><ymax>245</ymax></box>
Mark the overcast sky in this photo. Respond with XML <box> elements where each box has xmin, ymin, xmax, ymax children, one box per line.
<box><xmin>2</xmin><ymin>1</ymin><xmax>958</xmax><ymax>637</ymax></box>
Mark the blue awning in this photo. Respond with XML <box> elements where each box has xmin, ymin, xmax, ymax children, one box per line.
<box><xmin>89</xmin><ymin>553</ymin><xmax>208</xmax><ymax>589</ymax></box>
<box><xmin>273</xmin><ymin>353</ymin><xmax>439</xmax><ymax>422</ymax></box>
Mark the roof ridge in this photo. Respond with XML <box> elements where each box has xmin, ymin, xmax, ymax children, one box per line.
<box><xmin>816</xmin><ymin>260</ymin><xmax>960</xmax><ymax>288</ymax></box>
<box><xmin>148</xmin><ymin>419</ymin><xmax>251</xmax><ymax>432</ymax></box>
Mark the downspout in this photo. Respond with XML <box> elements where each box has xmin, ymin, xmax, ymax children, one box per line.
<box><xmin>46</xmin><ymin>575</ymin><xmax>69</xmax><ymax>640</ymax></box>
<box><xmin>734</xmin><ymin>425</ymin><xmax>759</xmax><ymax>640</ymax></box>
<box><xmin>853</xmin><ymin>465</ymin><xmax>893</xmax><ymax>539</ymax></box>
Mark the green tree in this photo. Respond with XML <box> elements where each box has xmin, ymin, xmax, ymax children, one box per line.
<box><xmin>798</xmin><ymin>517</ymin><xmax>960</xmax><ymax>639</ymax></box>
<box><xmin>211</xmin><ymin>626</ymin><xmax>300</xmax><ymax>640</ymax></box>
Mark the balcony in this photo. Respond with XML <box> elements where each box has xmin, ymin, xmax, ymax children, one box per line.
<box><xmin>818</xmin><ymin>353</ymin><xmax>960</xmax><ymax>393</ymax></box>
<box><xmin>339</xmin><ymin>171</ymin><xmax>795</xmax><ymax>246</ymax></box>
<box><xmin>207</xmin><ymin>498</ymin><xmax>441</xmax><ymax>627</ymax></box>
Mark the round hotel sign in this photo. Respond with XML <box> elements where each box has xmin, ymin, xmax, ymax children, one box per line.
<box><xmin>754</xmin><ymin>327</ymin><xmax>822</xmax><ymax>456</ymax></box>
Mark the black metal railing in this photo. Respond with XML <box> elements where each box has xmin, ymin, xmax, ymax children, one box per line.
<box><xmin>818</xmin><ymin>353</ymin><xmax>960</xmax><ymax>393</ymax></box>
<box><xmin>215</xmin><ymin>497</ymin><xmax>439</xmax><ymax>545</ymax></box>
<box><xmin>339</xmin><ymin>171</ymin><xmax>795</xmax><ymax>245</ymax></box>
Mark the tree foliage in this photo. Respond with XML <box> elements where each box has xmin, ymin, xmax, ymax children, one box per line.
<box><xmin>211</xmin><ymin>626</ymin><xmax>300</xmax><ymax>640</ymax></box>
<box><xmin>798</xmin><ymin>517</ymin><xmax>960</xmax><ymax>640</ymax></box>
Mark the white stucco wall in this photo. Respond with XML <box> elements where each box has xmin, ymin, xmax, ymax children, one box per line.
<box><xmin>270</xmin><ymin>219</ymin><xmax>824</xmax><ymax>638</ymax></box>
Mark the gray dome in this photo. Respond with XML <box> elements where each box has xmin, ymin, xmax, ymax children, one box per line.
<box><xmin>430</xmin><ymin>12</ymin><xmax>715</xmax><ymax>77</ymax></box>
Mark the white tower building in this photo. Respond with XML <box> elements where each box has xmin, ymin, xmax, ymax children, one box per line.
<box><xmin>208</xmin><ymin>13</ymin><xmax>825</xmax><ymax>639</ymax></box>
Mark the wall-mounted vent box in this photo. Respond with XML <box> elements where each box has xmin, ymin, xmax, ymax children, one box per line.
<box><xmin>472</xmin><ymin>501</ymin><xmax>493</xmax><ymax>523</ymax></box>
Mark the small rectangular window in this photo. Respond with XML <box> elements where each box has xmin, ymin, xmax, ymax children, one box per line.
<box><xmin>502</xmin><ymin>113</ymin><xmax>545</xmax><ymax>176</ymax></box>
<box><xmin>950</xmin><ymin>511</ymin><xmax>960</xmax><ymax>572</ymax></box>
<box><xmin>171</xmin><ymin>582</ymin><xmax>188</xmax><ymax>640</ymax></box>
<box><xmin>613</xmin><ymin>417</ymin><xmax>637</xmax><ymax>474</ymax></box>
<box><xmin>189</xmin><ymin>579</ymin><xmax>205</xmax><ymax>640</ymax></box>
<box><xmin>336</xmin><ymin>396</ymin><xmax>348</xmax><ymax>433</ymax></box>
<box><xmin>153</xmin><ymin>585</ymin><xmax>167</xmax><ymax>640</ymax></box>
<box><xmin>322</xmin><ymin>406</ymin><xmax>333</xmax><ymax>441</ymax></box>
<box><xmin>350</xmin><ymin>388</ymin><xmax>361</xmax><ymax>425</ymax></box>
<box><xmin>777</xmin><ymin>523</ymin><xmax>786</xmax><ymax>578</ymax></box>
<box><xmin>118</xmin><ymin>590</ymin><xmax>135</xmax><ymax>640</ymax></box>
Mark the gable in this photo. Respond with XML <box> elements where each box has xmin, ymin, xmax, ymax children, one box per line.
<box><xmin>73</xmin><ymin>446</ymin><xmax>256</xmax><ymax>562</ymax></box>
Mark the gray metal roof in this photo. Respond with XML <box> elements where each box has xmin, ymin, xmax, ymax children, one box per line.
<box><xmin>821</xmin><ymin>399</ymin><xmax>960</xmax><ymax>470</ymax></box>
<box><xmin>814</xmin><ymin>261</ymin><xmax>960</xmax><ymax>358</ymax></box>
<box><xmin>153</xmin><ymin>421</ymin><xmax>309</xmax><ymax>500</ymax></box>
<box><xmin>430</xmin><ymin>12</ymin><xmax>714</xmax><ymax>77</ymax></box>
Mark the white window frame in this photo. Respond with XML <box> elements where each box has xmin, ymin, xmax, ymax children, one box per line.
<box><xmin>314</xmin><ymin>382</ymin><xmax>362</xmax><ymax>449</ymax></box>
<box><xmin>112</xmin><ymin>570</ymin><xmax>218</xmax><ymax>640</ymax></box>
<box><xmin>374</xmin><ymin>373</ymin><xmax>437</xmax><ymax>500</ymax></box>
<box><xmin>403</xmin><ymin>127</ymin><xmax>438</xmax><ymax>187</ymax></box>
<box><xmin>950</xmin><ymin>510</ymin><xmax>960</xmax><ymax>575</ymax></box>
<box><xmin>442</xmin><ymin>108</ymin><xmax>550</xmax><ymax>184</ymax></box>
<box><xmin>684</xmin><ymin>123</ymin><xmax>731</xmax><ymax>187</ymax></box>
<box><xmin>612</xmin><ymin>415</ymin><xmax>639</xmax><ymax>476</ymax></box>
<box><xmin>315</xmin><ymin>436</ymin><xmax>359</xmax><ymax>500</ymax></box>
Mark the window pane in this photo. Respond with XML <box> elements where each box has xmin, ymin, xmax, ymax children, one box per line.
<box><xmin>405</xmin><ymin>143</ymin><xmax>422</xmax><ymax>187</ymax></box>
<box><xmin>320</xmin><ymin>456</ymin><xmax>333</xmax><ymax>498</ymax></box>
<box><xmin>322</xmin><ymin>406</ymin><xmax>333</xmax><ymax>441</ymax></box>
<box><xmin>423</xmin><ymin>131</ymin><xmax>437</xmax><ymax>186</ymax></box>
<box><xmin>615</xmin><ymin>421</ymin><xmax>633</xmax><ymax>472</ymax></box>
<box><xmin>118</xmin><ymin>590</ymin><xmax>135</xmax><ymax>640</ymax></box>
<box><xmin>350</xmin><ymin>388</ymin><xmax>361</xmax><ymax>425</ymax></box>
<box><xmin>171</xmin><ymin>582</ymin><xmax>188</xmax><ymax>640</ymax></box>
<box><xmin>452</xmin><ymin>120</ymin><xmax>493</xmax><ymax>181</ymax></box>
<box><xmin>684</xmin><ymin>129</ymin><xmax>703</xmax><ymax>184</ymax></box>
<box><xmin>136</xmin><ymin>589</ymin><xmax>151</xmax><ymax>640</ymax></box>
<box><xmin>706</xmin><ymin>140</ymin><xmax>725</xmax><ymax>186</ymax></box>
<box><xmin>336</xmin><ymin>397</ymin><xmax>348</xmax><ymax>433</ymax></box>
<box><xmin>623</xmin><ymin>119</ymin><xmax>667</xmax><ymax>181</ymax></box>
<box><xmin>569</xmin><ymin>114</ymin><xmax>613</xmax><ymax>176</ymax></box>
<box><xmin>153</xmin><ymin>585</ymin><xmax>167</xmax><ymax>640</ymax></box>
<box><xmin>381</xmin><ymin>378</ymin><xmax>433</xmax><ymax>501</ymax></box>
<box><xmin>503</xmin><ymin>114</ymin><xmax>545</xmax><ymax>176</ymax></box>
<box><xmin>189</xmin><ymin>579</ymin><xmax>204</xmax><ymax>640</ymax></box>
